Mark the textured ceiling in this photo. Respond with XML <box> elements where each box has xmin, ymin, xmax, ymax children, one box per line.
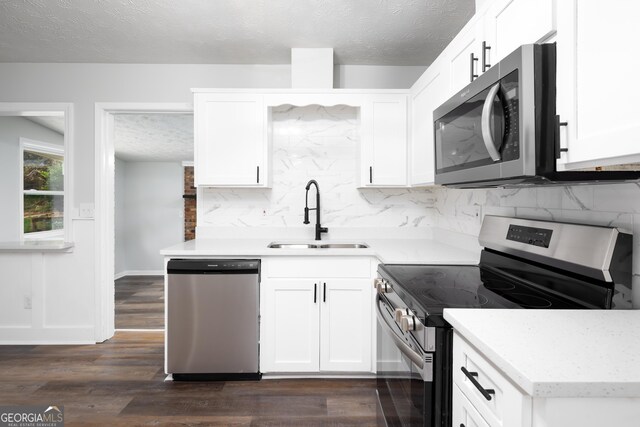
<box><xmin>114</xmin><ymin>113</ymin><xmax>193</xmax><ymax>162</ymax></box>
<box><xmin>0</xmin><ymin>0</ymin><xmax>474</xmax><ymax>65</ymax></box>
<box><xmin>26</xmin><ymin>116</ymin><xmax>65</xmax><ymax>135</ymax></box>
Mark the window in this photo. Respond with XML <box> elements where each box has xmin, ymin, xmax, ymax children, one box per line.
<box><xmin>20</xmin><ymin>139</ymin><xmax>64</xmax><ymax>239</ymax></box>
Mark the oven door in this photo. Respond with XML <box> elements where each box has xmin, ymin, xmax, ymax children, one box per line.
<box><xmin>376</xmin><ymin>295</ymin><xmax>434</xmax><ymax>427</ymax></box>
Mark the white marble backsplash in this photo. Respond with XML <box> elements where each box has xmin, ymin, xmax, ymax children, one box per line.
<box><xmin>198</xmin><ymin>105</ymin><xmax>437</xmax><ymax>230</ymax></box>
<box><xmin>431</xmin><ymin>183</ymin><xmax>640</xmax><ymax>307</ymax></box>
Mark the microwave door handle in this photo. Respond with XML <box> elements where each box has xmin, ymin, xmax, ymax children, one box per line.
<box><xmin>481</xmin><ymin>82</ymin><xmax>502</xmax><ymax>161</ymax></box>
<box><xmin>376</xmin><ymin>296</ymin><xmax>425</xmax><ymax>369</ymax></box>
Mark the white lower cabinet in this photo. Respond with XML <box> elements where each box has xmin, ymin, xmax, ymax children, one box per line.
<box><xmin>260</xmin><ymin>257</ymin><xmax>374</xmax><ymax>374</ymax></box>
<box><xmin>261</xmin><ymin>279</ymin><xmax>320</xmax><ymax>372</ymax></box>
<box><xmin>453</xmin><ymin>332</ymin><xmax>531</xmax><ymax>427</ymax></box>
<box><xmin>453</xmin><ymin>384</ymin><xmax>491</xmax><ymax>427</ymax></box>
<box><xmin>319</xmin><ymin>279</ymin><xmax>372</xmax><ymax>371</ymax></box>
<box><xmin>453</xmin><ymin>332</ymin><xmax>640</xmax><ymax>427</ymax></box>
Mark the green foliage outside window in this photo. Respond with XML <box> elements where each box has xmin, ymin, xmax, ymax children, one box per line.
<box><xmin>23</xmin><ymin>150</ymin><xmax>64</xmax><ymax>234</ymax></box>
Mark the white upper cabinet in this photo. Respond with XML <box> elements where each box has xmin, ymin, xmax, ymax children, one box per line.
<box><xmin>360</xmin><ymin>94</ymin><xmax>408</xmax><ymax>187</ymax></box>
<box><xmin>409</xmin><ymin>58</ymin><xmax>449</xmax><ymax>186</ymax></box>
<box><xmin>482</xmin><ymin>0</ymin><xmax>556</xmax><ymax>66</ymax></box>
<box><xmin>556</xmin><ymin>0</ymin><xmax>640</xmax><ymax>169</ymax></box>
<box><xmin>194</xmin><ymin>92</ymin><xmax>269</xmax><ymax>187</ymax></box>
<box><xmin>446</xmin><ymin>19</ymin><xmax>484</xmax><ymax>95</ymax></box>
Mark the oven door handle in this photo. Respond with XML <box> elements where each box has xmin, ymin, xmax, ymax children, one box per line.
<box><xmin>376</xmin><ymin>296</ymin><xmax>425</xmax><ymax>369</ymax></box>
<box><xmin>481</xmin><ymin>82</ymin><xmax>503</xmax><ymax>162</ymax></box>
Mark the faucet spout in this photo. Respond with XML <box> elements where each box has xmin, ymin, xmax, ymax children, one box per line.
<box><xmin>303</xmin><ymin>179</ymin><xmax>328</xmax><ymax>241</ymax></box>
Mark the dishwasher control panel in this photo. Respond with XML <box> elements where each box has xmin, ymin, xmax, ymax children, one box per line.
<box><xmin>167</xmin><ymin>259</ymin><xmax>260</xmax><ymax>274</ymax></box>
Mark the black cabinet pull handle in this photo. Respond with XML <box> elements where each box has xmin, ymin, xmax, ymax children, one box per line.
<box><xmin>369</xmin><ymin>166</ymin><xmax>373</xmax><ymax>184</ymax></box>
<box><xmin>461</xmin><ymin>366</ymin><xmax>495</xmax><ymax>401</ymax></box>
<box><xmin>314</xmin><ymin>283</ymin><xmax>317</xmax><ymax>303</ymax></box>
<box><xmin>554</xmin><ymin>115</ymin><xmax>569</xmax><ymax>159</ymax></box>
<box><xmin>470</xmin><ymin>53</ymin><xmax>479</xmax><ymax>82</ymax></box>
<box><xmin>482</xmin><ymin>41</ymin><xmax>491</xmax><ymax>72</ymax></box>
<box><xmin>323</xmin><ymin>282</ymin><xmax>327</xmax><ymax>303</ymax></box>
<box><xmin>461</xmin><ymin>424</ymin><xmax>466</xmax><ymax>427</ymax></box>
<box><xmin>256</xmin><ymin>166</ymin><xmax>260</xmax><ymax>183</ymax></box>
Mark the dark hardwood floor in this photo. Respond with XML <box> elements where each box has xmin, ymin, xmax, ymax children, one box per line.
<box><xmin>115</xmin><ymin>275</ymin><xmax>164</xmax><ymax>329</ymax></box>
<box><xmin>0</xmin><ymin>331</ymin><xmax>378</xmax><ymax>426</ymax></box>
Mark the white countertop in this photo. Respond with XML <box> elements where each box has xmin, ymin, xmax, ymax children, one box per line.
<box><xmin>0</xmin><ymin>241</ymin><xmax>74</xmax><ymax>252</ymax></box>
<box><xmin>160</xmin><ymin>237</ymin><xmax>480</xmax><ymax>265</ymax></box>
<box><xmin>444</xmin><ymin>309</ymin><xmax>640</xmax><ymax>398</ymax></box>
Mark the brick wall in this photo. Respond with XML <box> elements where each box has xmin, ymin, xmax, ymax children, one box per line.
<box><xmin>183</xmin><ymin>166</ymin><xmax>196</xmax><ymax>241</ymax></box>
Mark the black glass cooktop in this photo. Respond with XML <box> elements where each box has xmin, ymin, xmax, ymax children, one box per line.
<box><xmin>379</xmin><ymin>250</ymin><xmax>613</xmax><ymax>320</ymax></box>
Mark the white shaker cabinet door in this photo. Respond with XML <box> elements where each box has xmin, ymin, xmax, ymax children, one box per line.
<box><xmin>260</xmin><ymin>279</ymin><xmax>320</xmax><ymax>373</ymax></box>
<box><xmin>453</xmin><ymin>385</ymin><xmax>493</xmax><ymax>427</ymax></box>
<box><xmin>360</xmin><ymin>94</ymin><xmax>408</xmax><ymax>187</ymax></box>
<box><xmin>556</xmin><ymin>0</ymin><xmax>640</xmax><ymax>169</ymax></box>
<box><xmin>319</xmin><ymin>279</ymin><xmax>372</xmax><ymax>372</ymax></box>
<box><xmin>482</xmin><ymin>0</ymin><xmax>556</xmax><ymax>66</ymax></box>
<box><xmin>446</xmin><ymin>18</ymin><xmax>483</xmax><ymax>95</ymax></box>
<box><xmin>410</xmin><ymin>58</ymin><xmax>448</xmax><ymax>186</ymax></box>
<box><xmin>194</xmin><ymin>93</ymin><xmax>268</xmax><ymax>187</ymax></box>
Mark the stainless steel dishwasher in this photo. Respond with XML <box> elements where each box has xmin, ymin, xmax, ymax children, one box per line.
<box><xmin>166</xmin><ymin>259</ymin><xmax>260</xmax><ymax>380</ymax></box>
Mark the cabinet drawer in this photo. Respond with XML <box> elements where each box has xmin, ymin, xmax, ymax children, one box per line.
<box><xmin>264</xmin><ymin>257</ymin><xmax>372</xmax><ymax>279</ymax></box>
<box><xmin>453</xmin><ymin>384</ymin><xmax>492</xmax><ymax>427</ymax></box>
<box><xmin>453</xmin><ymin>333</ymin><xmax>531</xmax><ymax>427</ymax></box>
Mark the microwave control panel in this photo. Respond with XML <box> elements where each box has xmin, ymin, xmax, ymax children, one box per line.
<box><xmin>506</xmin><ymin>224</ymin><xmax>553</xmax><ymax>248</ymax></box>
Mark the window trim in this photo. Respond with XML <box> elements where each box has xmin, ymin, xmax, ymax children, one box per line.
<box><xmin>19</xmin><ymin>138</ymin><xmax>65</xmax><ymax>241</ymax></box>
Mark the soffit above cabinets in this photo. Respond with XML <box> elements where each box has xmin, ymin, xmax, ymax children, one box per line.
<box><xmin>0</xmin><ymin>0</ymin><xmax>474</xmax><ymax>65</ymax></box>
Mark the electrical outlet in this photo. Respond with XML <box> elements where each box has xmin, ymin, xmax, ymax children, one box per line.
<box><xmin>79</xmin><ymin>203</ymin><xmax>95</xmax><ymax>218</ymax></box>
<box><xmin>23</xmin><ymin>296</ymin><xmax>32</xmax><ymax>310</ymax></box>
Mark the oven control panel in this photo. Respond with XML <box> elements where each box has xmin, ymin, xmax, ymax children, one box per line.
<box><xmin>506</xmin><ymin>224</ymin><xmax>553</xmax><ymax>248</ymax></box>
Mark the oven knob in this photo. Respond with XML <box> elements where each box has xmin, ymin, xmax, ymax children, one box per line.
<box><xmin>375</xmin><ymin>278</ymin><xmax>391</xmax><ymax>294</ymax></box>
<box><xmin>400</xmin><ymin>315</ymin><xmax>424</xmax><ymax>333</ymax></box>
<box><xmin>394</xmin><ymin>308</ymin><xmax>411</xmax><ymax>323</ymax></box>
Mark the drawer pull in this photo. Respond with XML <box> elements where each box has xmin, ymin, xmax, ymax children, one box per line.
<box><xmin>461</xmin><ymin>366</ymin><xmax>495</xmax><ymax>401</ymax></box>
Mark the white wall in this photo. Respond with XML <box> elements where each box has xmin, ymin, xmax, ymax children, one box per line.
<box><xmin>115</xmin><ymin>161</ymin><xmax>183</xmax><ymax>275</ymax></box>
<box><xmin>0</xmin><ymin>62</ymin><xmax>423</xmax><ymax>343</ymax></box>
<box><xmin>0</xmin><ymin>63</ymin><xmax>423</xmax><ymax>204</ymax></box>
<box><xmin>431</xmin><ymin>184</ymin><xmax>640</xmax><ymax>307</ymax></box>
<box><xmin>198</xmin><ymin>105</ymin><xmax>436</xmax><ymax>235</ymax></box>
<box><xmin>0</xmin><ymin>116</ymin><xmax>64</xmax><ymax>241</ymax></box>
<box><xmin>114</xmin><ymin>157</ymin><xmax>127</xmax><ymax>275</ymax></box>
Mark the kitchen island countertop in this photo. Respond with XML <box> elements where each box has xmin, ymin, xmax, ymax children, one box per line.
<box><xmin>444</xmin><ymin>309</ymin><xmax>640</xmax><ymax>398</ymax></box>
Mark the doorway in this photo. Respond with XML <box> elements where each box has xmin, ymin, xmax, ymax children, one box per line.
<box><xmin>113</xmin><ymin>113</ymin><xmax>193</xmax><ymax>330</ymax></box>
<box><xmin>95</xmin><ymin>103</ymin><xmax>192</xmax><ymax>340</ymax></box>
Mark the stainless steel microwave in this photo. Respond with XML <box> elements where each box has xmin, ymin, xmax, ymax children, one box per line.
<box><xmin>433</xmin><ymin>43</ymin><xmax>639</xmax><ymax>187</ymax></box>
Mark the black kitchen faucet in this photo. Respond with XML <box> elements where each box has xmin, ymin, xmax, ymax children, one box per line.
<box><xmin>303</xmin><ymin>179</ymin><xmax>328</xmax><ymax>241</ymax></box>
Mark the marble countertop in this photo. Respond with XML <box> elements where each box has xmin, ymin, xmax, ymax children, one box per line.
<box><xmin>160</xmin><ymin>237</ymin><xmax>480</xmax><ymax>265</ymax></box>
<box><xmin>444</xmin><ymin>309</ymin><xmax>640</xmax><ymax>398</ymax></box>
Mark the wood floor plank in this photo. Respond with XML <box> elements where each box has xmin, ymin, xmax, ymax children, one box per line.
<box><xmin>115</xmin><ymin>275</ymin><xmax>164</xmax><ymax>329</ymax></box>
<box><xmin>0</xmin><ymin>331</ymin><xmax>377</xmax><ymax>426</ymax></box>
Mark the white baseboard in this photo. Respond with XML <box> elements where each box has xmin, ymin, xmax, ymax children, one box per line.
<box><xmin>115</xmin><ymin>270</ymin><xmax>164</xmax><ymax>280</ymax></box>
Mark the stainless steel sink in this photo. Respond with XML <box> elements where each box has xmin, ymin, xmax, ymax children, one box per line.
<box><xmin>319</xmin><ymin>243</ymin><xmax>369</xmax><ymax>249</ymax></box>
<box><xmin>267</xmin><ymin>243</ymin><xmax>319</xmax><ymax>249</ymax></box>
<box><xmin>267</xmin><ymin>242</ymin><xmax>369</xmax><ymax>249</ymax></box>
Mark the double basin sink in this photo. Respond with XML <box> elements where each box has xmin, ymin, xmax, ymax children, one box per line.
<box><xmin>268</xmin><ymin>242</ymin><xmax>369</xmax><ymax>249</ymax></box>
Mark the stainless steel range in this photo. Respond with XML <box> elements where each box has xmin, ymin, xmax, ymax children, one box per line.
<box><xmin>375</xmin><ymin>215</ymin><xmax>632</xmax><ymax>427</ymax></box>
